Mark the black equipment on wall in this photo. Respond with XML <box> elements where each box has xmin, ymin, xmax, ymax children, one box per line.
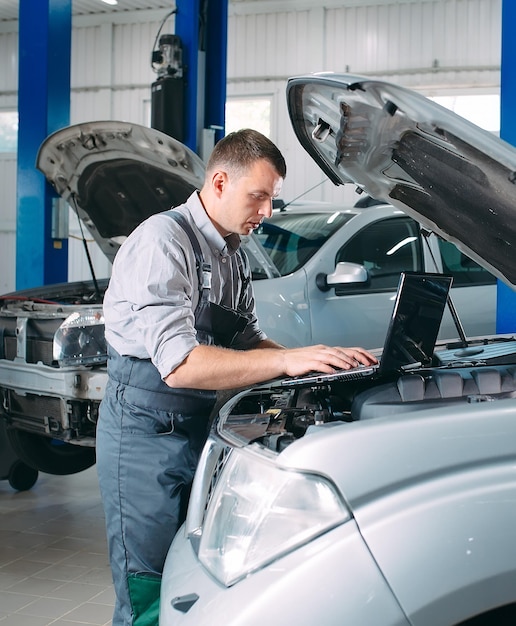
<box><xmin>151</xmin><ymin>34</ymin><xmax>185</xmax><ymax>142</ymax></box>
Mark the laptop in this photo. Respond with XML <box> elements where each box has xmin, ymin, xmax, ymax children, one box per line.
<box><xmin>281</xmin><ymin>271</ymin><xmax>453</xmax><ymax>387</ymax></box>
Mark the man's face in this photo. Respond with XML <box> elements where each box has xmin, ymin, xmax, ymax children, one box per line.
<box><xmin>215</xmin><ymin>159</ymin><xmax>283</xmax><ymax>236</ymax></box>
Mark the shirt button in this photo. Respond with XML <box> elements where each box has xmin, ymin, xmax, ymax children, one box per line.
<box><xmin>221</xmin><ymin>257</ymin><xmax>227</xmax><ymax>263</ymax></box>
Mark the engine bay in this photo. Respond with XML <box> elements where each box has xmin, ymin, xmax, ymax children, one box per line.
<box><xmin>219</xmin><ymin>384</ymin><xmax>355</xmax><ymax>452</ymax></box>
<box><xmin>218</xmin><ymin>358</ymin><xmax>516</xmax><ymax>453</ymax></box>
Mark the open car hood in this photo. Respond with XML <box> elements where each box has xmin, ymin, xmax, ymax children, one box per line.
<box><xmin>36</xmin><ymin>121</ymin><xmax>205</xmax><ymax>263</ymax></box>
<box><xmin>287</xmin><ymin>73</ymin><xmax>516</xmax><ymax>289</ymax></box>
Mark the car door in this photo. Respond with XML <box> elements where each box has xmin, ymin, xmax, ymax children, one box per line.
<box><xmin>308</xmin><ymin>216</ymin><xmax>425</xmax><ymax>349</ymax></box>
<box><xmin>307</xmin><ymin>215</ymin><xmax>496</xmax><ymax>349</ymax></box>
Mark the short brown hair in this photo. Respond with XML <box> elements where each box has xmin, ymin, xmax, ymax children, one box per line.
<box><xmin>206</xmin><ymin>128</ymin><xmax>287</xmax><ymax>179</ymax></box>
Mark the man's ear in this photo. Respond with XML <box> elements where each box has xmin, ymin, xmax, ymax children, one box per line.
<box><xmin>211</xmin><ymin>171</ymin><xmax>228</xmax><ymax>198</ymax></box>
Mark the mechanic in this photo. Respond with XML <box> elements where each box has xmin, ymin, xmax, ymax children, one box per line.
<box><xmin>96</xmin><ymin>128</ymin><xmax>377</xmax><ymax>626</ymax></box>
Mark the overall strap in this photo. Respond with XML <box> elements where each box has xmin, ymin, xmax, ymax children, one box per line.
<box><xmin>166</xmin><ymin>210</ymin><xmax>211</xmax><ymax>298</ymax></box>
<box><xmin>235</xmin><ymin>247</ymin><xmax>251</xmax><ymax>306</ymax></box>
<box><xmin>167</xmin><ymin>209</ymin><xmax>249</xmax><ymax>306</ymax></box>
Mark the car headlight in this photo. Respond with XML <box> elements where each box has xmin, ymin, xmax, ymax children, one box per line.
<box><xmin>197</xmin><ymin>447</ymin><xmax>350</xmax><ymax>586</ymax></box>
<box><xmin>53</xmin><ymin>309</ymin><xmax>107</xmax><ymax>367</ymax></box>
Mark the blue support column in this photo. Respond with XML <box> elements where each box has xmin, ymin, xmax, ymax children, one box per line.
<box><xmin>16</xmin><ymin>0</ymin><xmax>71</xmax><ymax>290</ymax></box>
<box><xmin>175</xmin><ymin>0</ymin><xmax>201</xmax><ymax>152</ymax></box>
<box><xmin>204</xmin><ymin>0</ymin><xmax>228</xmax><ymax>144</ymax></box>
<box><xmin>498</xmin><ymin>0</ymin><xmax>516</xmax><ymax>332</ymax></box>
<box><xmin>175</xmin><ymin>0</ymin><xmax>228</xmax><ymax>153</ymax></box>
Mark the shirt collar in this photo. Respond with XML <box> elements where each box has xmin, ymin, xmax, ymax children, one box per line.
<box><xmin>186</xmin><ymin>191</ymin><xmax>241</xmax><ymax>257</ymax></box>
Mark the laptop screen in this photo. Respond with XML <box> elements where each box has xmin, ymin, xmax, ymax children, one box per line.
<box><xmin>379</xmin><ymin>272</ymin><xmax>453</xmax><ymax>374</ymax></box>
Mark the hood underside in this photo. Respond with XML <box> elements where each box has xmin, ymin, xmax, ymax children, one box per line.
<box><xmin>286</xmin><ymin>73</ymin><xmax>516</xmax><ymax>289</ymax></box>
<box><xmin>36</xmin><ymin>121</ymin><xmax>205</xmax><ymax>263</ymax></box>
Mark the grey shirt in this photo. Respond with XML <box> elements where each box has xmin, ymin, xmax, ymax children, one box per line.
<box><xmin>104</xmin><ymin>191</ymin><xmax>267</xmax><ymax>379</ymax></box>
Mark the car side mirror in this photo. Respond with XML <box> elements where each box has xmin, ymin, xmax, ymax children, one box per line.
<box><xmin>316</xmin><ymin>262</ymin><xmax>369</xmax><ymax>292</ymax></box>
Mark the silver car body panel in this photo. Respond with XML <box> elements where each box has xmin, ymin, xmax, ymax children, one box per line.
<box><xmin>275</xmin><ymin>399</ymin><xmax>516</xmax><ymax>625</ymax></box>
<box><xmin>160</xmin><ymin>516</ymin><xmax>410</xmax><ymax>626</ymax></box>
<box><xmin>161</xmin><ymin>398</ymin><xmax>516</xmax><ymax>625</ymax></box>
<box><xmin>287</xmin><ymin>73</ymin><xmax>516</xmax><ymax>289</ymax></box>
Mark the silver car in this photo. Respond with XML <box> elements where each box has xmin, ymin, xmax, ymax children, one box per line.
<box><xmin>251</xmin><ymin>198</ymin><xmax>496</xmax><ymax>348</ymax></box>
<box><xmin>159</xmin><ymin>74</ymin><xmax>516</xmax><ymax>626</ymax></box>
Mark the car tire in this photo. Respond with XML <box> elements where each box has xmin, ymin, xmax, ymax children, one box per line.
<box><xmin>6</xmin><ymin>430</ymin><xmax>96</xmax><ymax>475</ymax></box>
<box><xmin>8</xmin><ymin>460</ymin><xmax>39</xmax><ymax>491</ymax></box>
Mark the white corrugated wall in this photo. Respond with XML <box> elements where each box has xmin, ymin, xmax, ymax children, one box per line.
<box><xmin>0</xmin><ymin>155</ymin><xmax>16</xmax><ymax>294</ymax></box>
<box><xmin>0</xmin><ymin>0</ymin><xmax>502</xmax><ymax>289</ymax></box>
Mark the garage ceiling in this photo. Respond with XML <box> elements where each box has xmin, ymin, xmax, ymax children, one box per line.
<box><xmin>0</xmin><ymin>1</ymin><xmax>261</xmax><ymax>22</ymax></box>
<box><xmin>0</xmin><ymin>1</ymin><xmax>174</xmax><ymax>21</ymax></box>
<box><xmin>0</xmin><ymin>0</ymin><xmax>435</xmax><ymax>23</ymax></box>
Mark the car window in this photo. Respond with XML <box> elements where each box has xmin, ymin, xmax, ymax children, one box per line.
<box><xmin>241</xmin><ymin>235</ymin><xmax>281</xmax><ymax>281</ymax></box>
<box><xmin>437</xmin><ymin>238</ymin><xmax>496</xmax><ymax>287</ymax></box>
<box><xmin>336</xmin><ymin>217</ymin><xmax>423</xmax><ymax>289</ymax></box>
<box><xmin>255</xmin><ymin>211</ymin><xmax>355</xmax><ymax>276</ymax></box>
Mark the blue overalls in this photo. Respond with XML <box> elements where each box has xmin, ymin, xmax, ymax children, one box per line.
<box><xmin>96</xmin><ymin>211</ymin><xmax>250</xmax><ymax>626</ymax></box>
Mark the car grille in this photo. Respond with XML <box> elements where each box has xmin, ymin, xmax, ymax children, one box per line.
<box><xmin>2</xmin><ymin>390</ymin><xmax>64</xmax><ymax>435</ymax></box>
<box><xmin>2</xmin><ymin>388</ymin><xmax>99</xmax><ymax>439</ymax></box>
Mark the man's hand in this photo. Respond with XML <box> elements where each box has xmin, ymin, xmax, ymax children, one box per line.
<box><xmin>280</xmin><ymin>345</ymin><xmax>378</xmax><ymax>378</ymax></box>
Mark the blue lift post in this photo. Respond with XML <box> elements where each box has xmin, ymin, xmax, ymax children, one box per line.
<box><xmin>175</xmin><ymin>0</ymin><xmax>228</xmax><ymax>154</ymax></box>
<box><xmin>204</xmin><ymin>0</ymin><xmax>228</xmax><ymax>146</ymax></box>
<box><xmin>16</xmin><ymin>0</ymin><xmax>71</xmax><ymax>290</ymax></box>
<box><xmin>498</xmin><ymin>0</ymin><xmax>516</xmax><ymax>332</ymax></box>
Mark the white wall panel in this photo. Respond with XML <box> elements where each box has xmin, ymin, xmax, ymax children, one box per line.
<box><xmin>0</xmin><ymin>232</ymin><xmax>15</xmax><ymax>294</ymax></box>
<box><xmin>228</xmin><ymin>9</ymin><xmax>326</xmax><ymax>80</ymax></box>
<box><xmin>72</xmin><ymin>20</ymin><xmax>159</xmax><ymax>91</ymax></box>
<box><xmin>0</xmin><ymin>156</ymin><xmax>16</xmax><ymax>222</ymax></box>
<box><xmin>71</xmin><ymin>24</ymin><xmax>107</xmax><ymax>89</ymax></box>
<box><xmin>227</xmin><ymin>0</ymin><xmax>501</xmax><ymax>84</ymax></box>
<box><xmin>323</xmin><ymin>0</ymin><xmax>501</xmax><ymax>78</ymax></box>
<box><xmin>0</xmin><ymin>31</ymin><xmax>17</xmax><ymax>93</ymax></box>
<box><xmin>112</xmin><ymin>20</ymin><xmax>159</xmax><ymax>87</ymax></box>
<box><xmin>0</xmin><ymin>156</ymin><xmax>16</xmax><ymax>294</ymax></box>
<box><xmin>111</xmin><ymin>87</ymin><xmax>152</xmax><ymax>125</ymax></box>
<box><xmin>71</xmin><ymin>89</ymin><xmax>113</xmax><ymax>123</ymax></box>
<box><xmin>71</xmin><ymin>86</ymin><xmax>151</xmax><ymax>126</ymax></box>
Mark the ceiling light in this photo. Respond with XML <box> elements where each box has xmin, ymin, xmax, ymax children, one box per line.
<box><xmin>100</xmin><ymin>0</ymin><xmax>118</xmax><ymax>5</ymax></box>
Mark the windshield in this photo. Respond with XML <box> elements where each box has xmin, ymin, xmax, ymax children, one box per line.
<box><xmin>255</xmin><ymin>210</ymin><xmax>355</xmax><ymax>276</ymax></box>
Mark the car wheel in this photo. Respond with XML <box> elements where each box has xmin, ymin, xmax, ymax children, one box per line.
<box><xmin>8</xmin><ymin>460</ymin><xmax>39</xmax><ymax>491</ymax></box>
<box><xmin>6</xmin><ymin>430</ymin><xmax>96</xmax><ymax>475</ymax></box>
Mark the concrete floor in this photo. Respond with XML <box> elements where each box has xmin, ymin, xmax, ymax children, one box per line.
<box><xmin>0</xmin><ymin>465</ymin><xmax>114</xmax><ymax>626</ymax></box>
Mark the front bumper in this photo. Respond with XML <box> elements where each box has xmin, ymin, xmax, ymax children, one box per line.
<box><xmin>160</xmin><ymin>518</ymin><xmax>410</xmax><ymax>626</ymax></box>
